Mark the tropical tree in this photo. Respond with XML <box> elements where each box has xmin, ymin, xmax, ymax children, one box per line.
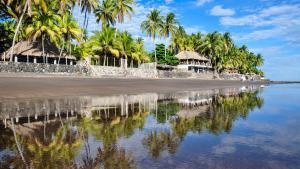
<box><xmin>169</xmin><ymin>25</ymin><xmax>186</xmax><ymax>54</ymax></box>
<box><xmin>94</xmin><ymin>0</ymin><xmax>116</xmax><ymax>28</ymax></box>
<box><xmin>25</xmin><ymin>6</ymin><xmax>61</xmax><ymax>63</ymax></box>
<box><xmin>223</xmin><ymin>32</ymin><xmax>234</xmax><ymax>53</ymax></box>
<box><xmin>88</xmin><ymin>26</ymin><xmax>119</xmax><ymax>65</ymax></box>
<box><xmin>57</xmin><ymin>12</ymin><xmax>82</xmax><ymax>64</ymax></box>
<box><xmin>3</xmin><ymin>0</ymin><xmax>48</xmax><ymax>62</ymax></box>
<box><xmin>0</xmin><ymin>21</ymin><xmax>15</xmax><ymax>54</ymax></box>
<box><xmin>141</xmin><ymin>9</ymin><xmax>163</xmax><ymax>63</ymax></box>
<box><xmin>79</xmin><ymin>0</ymin><xmax>99</xmax><ymax>36</ymax></box>
<box><xmin>113</xmin><ymin>0</ymin><xmax>135</xmax><ymax>23</ymax></box>
<box><xmin>116</xmin><ymin>31</ymin><xmax>134</xmax><ymax>68</ymax></box>
<box><xmin>198</xmin><ymin>31</ymin><xmax>226</xmax><ymax>74</ymax></box>
<box><xmin>132</xmin><ymin>37</ymin><xmax>150</xmax><ymax>65</ymax></box>
<box><xmin>160</xmin><ymin>12</ymin><xmax>178</xmax><ymax>59</ymax></box>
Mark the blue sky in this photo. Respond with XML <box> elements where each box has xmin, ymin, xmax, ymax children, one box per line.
<box><xmin>74</xmin><ymin>0</ymin><xmax>300</xmax><ymax>81</ymax></box>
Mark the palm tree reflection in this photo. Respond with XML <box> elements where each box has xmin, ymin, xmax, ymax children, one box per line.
<box><xmin>144</xmin><ymin>90</ymin><xmax>264</xmax><ymax>158</ymax></box>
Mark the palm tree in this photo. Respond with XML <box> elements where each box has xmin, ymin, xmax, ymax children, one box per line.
<box><xmin>78</xmin><ymin>0</ymin><xmax>98</xmax><ymax>37</ymax></box>
<box><xmin>57</xmin><ymin>12</ymin><xmax>82</xmax><ymax>64</ymax></box>
<box><xmin>88</xmin><ymin>26</ymin><xmax>119</xmax><ymax>66</ymax></box>
<box><xmin>169</xmin><ymin>25</ymin><xmax>186</xmax><ymax>54</ymax></box>
<box><xmin>0</xmin><ymin>21</ymin><xmax>15</xmax><ymax>54</ymax></box>
<box><xmin>4</xmin><ymin>0</ymin><xmax>48</xmax><ymax>62</ymax></box>
<box><xmin>113</xmin><ymin>0</ymin><xmax>135</xmax><ymax>23</ymax></box>
<box><xmin>113</xmin><ymin>0</ymin><xmax>135</xmax><ymax>38</ymax></box>
<box><xmin>94</xmin><ymin>0</ymin><xmax>116</xmax><ymax>28</ymax></box>
<box><xmin>132</xmin><ymin>37</ymin><xmax>149</xmax><ymax>66</ymax></box>
<box><xmin>160</xmin><ymin>12</ymin><xmax>178</xmax><ymax>59</ymax></box>
<box><xmin>199</xmin><ymin>31</ymin><xmax>226</xmax><ymax>74</ymax></box>
<box><xmin>255</xmin><ymin>53</ymin><xmax>264</xmax><ymax>67</ymax></box>
<box><xmin>223</xmin><ymin>32</ymin><xmax>233</xmax><ymax>53</ymax></box>
<box><xmin>116</xmin><ymin>31</ymin><xmax>134</xmax><ymax>68</ymax></box>
<box><xmin>25</xmin><ymin>8</ymin><xmax>61</xmax><ymax>63</ymax></box>
<box><xmin>141</xmin><ymin>9</ymin><xmax>163</xmax><ymax>63</ymax></box>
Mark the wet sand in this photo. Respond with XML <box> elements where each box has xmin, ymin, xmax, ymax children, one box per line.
<box><xmin>0</xmin><ymin>75</ymin><xmax>268</xmax><ymax>100</ymax></box>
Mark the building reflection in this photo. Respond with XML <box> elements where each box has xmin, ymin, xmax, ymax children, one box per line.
<box><xmin>0</xmin><ymin>85</ymin><xmax>263</xmax><ymax>168</ymax></box>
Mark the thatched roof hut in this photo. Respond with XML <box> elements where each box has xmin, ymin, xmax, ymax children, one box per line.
<box><xmin>1</xmin><ymin>41</ymin><xmax>76</xmax><ymax>60</ymax></box>
<box><xmin>175</xmin><ymin>51</ymin><xmax>209</xmax><ymax>61</ymax></box>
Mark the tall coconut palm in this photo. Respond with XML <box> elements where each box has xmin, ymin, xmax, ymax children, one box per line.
<box><xmin>5</xmin><ymin>0</ymin><xmax>48</xmax><ymax>62</ymax></box>
<box><xmin>113</xmin><ymin>0</ymin><xmax>135</xmax><ymax>38</ymax></box>
<box><xmin>199</xmin><ymin>31</ymin><xmax>226</xmax><ymax>74</ymax></box>
<box><xmin>79</xmin><ymin>0</ymin><xmax>98</xmax><ymax>34</ymax></box>
<box><xmin>132</xmin><ymin>37</ymin><xmax>149</xmax><ymax>66</ymax></box>
<box><xmin>113</xmin><ymin>0</ymin><xmax>135</xmax><ymax>23</ymax></box>
<box><xmin>160</xmin><ymin>12</ymin><xmax>178</xmax><ymax>59</ymax></box>
<box><xmin>255</xmin><ymin>53</ymin><xmax>264</xmax><ymax>67</ymax></box>
<box><xmin>88</xmin><ymin>26</ymin><xmax>119</xmax><ymax>65</ymax></box>
<box><xmin>25</xmin><ymin>9</ymin><xmax>61</xmax><ymax>63</ymax></box>
<box><xmin>57</xmin><ymin>12</ymin><xmax>82</xmax><ymax>64</ymax></box>
<box><xmin>94</xmin><ymin>0</ymin><xmax>116</xmax><ymax>28</ymax></box>
<box><xmin>223</xmin><ymin>32</ymin><xmax>233</xmax><ymax>54</ymax></box>
<box><xmin>169</xmin><ymin>25</ymin><xmax>186</xmax><ymax>54</ymax></box>
<box><xmin>116</xmin><ymin>31</ymin><xmax>134</xmax><ymax>68</ymax></box>
<box><xmin>141</xmin><ymin>9</ymin><xmax>163</xmax><ymax>63</ymax></box>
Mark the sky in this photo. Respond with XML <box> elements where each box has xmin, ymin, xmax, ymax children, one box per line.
<box><xmin>74</xmin><ymin>0</ymin><xmax>300</xmax><ymax>81</ymax></box>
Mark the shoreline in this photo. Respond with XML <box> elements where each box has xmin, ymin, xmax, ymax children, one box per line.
<box><xmin>0</xmin><ymin>74</ymin><xmax>276</xmax><ymax>100</ymax></box>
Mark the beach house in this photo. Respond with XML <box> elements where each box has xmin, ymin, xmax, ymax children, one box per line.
<box><xmin>0</xmin><ymin>41</ymin><xmax>77</xmax><ymax>65</ymax></box>
<box><xmin>175</xmin><ymin>51</ymin><xmax>212</xmax><ymax>73</ymax></box>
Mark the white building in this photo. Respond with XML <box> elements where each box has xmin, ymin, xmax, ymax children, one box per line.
<box><xmin>175</xmin><ymin>51</ymin><xmax>212</xmax><ymax>73</ymax></box>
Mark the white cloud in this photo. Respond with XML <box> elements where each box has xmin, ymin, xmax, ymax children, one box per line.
<box><xmin>219</xmin><ymin>4</ymin><xmax>300</xmax><ymax>45</ymax></box>
<box><xmin>196</xmin><ymin>0</ymin><xmax>213</xmax><ymax>7</ymax></box>
<box><xmin>210</xmin><ymin>5</ymin><xmax>235</xmax><ymax>16</ymax></box>
<box><xmin>184</xmin><ymin>26</ymin><xmax>207</xmax><ymax>35</ymax></box>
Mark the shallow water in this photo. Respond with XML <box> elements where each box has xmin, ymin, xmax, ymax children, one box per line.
<box><xmin>0</xmin><ymin>84</ymin><xmax>299</xmax><ymax>169</ymax></box>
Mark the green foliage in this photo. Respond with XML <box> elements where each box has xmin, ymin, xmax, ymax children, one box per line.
<box><xmin>170</xmin><ymin>29</ymin><xmax>265</xmax><ymax>75</ymax></box>
<box><xmin>0</xmin><ymin>21</ymin><xmax>15</xmax><ymax>53</ymax></box>
<box><xmin>152</xmin><ymin>44</ymin><xmax>179</xmax><ymax>66</ymax></box>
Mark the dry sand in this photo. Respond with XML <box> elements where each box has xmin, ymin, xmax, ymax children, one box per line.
<box><xmin>0</xmin><ymin>75</ymin><xmax>268</xmax><ymax>100</ymax></box>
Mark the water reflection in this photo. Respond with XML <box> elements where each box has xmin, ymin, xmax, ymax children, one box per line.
<box><xmin>0</xmin><ymin>85</ymin><xmax>280</xmax><ymax>169</ymax></box>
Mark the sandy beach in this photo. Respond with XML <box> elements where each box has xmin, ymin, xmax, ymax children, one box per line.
<box><xmin>0</xmin><ymin>74</ymin><xmax>269</xmax><ymax>100</ymax></box>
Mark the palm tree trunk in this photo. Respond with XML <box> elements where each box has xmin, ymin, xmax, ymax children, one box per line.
<box><xmin>165</xmin><ymin>39</ymin><xmax>167</xmax><ymax>61</ymax></box>
<box><xmin>81</xmin><ymin>9</ymin><xmax>88</xmax><ymax>42</ymax></box>
<box><xmin>58</xmin><ymin>42</ymin><xmax>64</xmax><ymax>65</ymax></box>
<box><xmin>124</xmin><ymin>55</ymin><xmax>128</xmax><ymax>69</ymax></box>
<box><xmin>154</xmin><ymin>40</ymin><xmax>157</xmax><ymax>64</ymax></box>
<box><xmin>9</xmin><ymin>1</ymin><xmax>28</xmax><ymax>62</ymax></box>
<box><xmin>103</xmin><ymin>51</ymin><xmax>106</xmax><ymax>66</ymax></box>
<box><xmin>42</xmin><ymin>35</ymin><xmax>45</xmax><ymax>63</ymax></box>
<box><xmin>11</xmin><ymin>118</ymin><xmax>28</xmax><ymax>168</ymax></box>
<box><xmin>68</xmin><ymin>40</ymin><xmax>72</xmax><ymax>65</ymax></box>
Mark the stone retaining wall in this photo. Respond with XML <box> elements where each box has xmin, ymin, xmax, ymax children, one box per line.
<box><xmin>0</xmin><ymin>62</ymin><xmax>157</xmax><ymax>78</ymax></box>
<box><xmin>89</xmin><ymin>65</ymin><xmax>157</xmax><ymax>78</ymax></box>
<box><xmin>0</xmin><ymin>62</ymin><xmax>261</xmax><ymax>80</ymax></box>
<box><xmin>0</xmin><ymin>61</ymin><xmax>90</xmax><ymax>75</ymax></box>
<box><xmin>220</xmin><ymin>73</ymin><xmax>262</xmax><ymax>81</ymax></box>
<box><xmin>158</xmin><ymin>70</ymin><xmax>214</xmax><ymax>79</ymax></box>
